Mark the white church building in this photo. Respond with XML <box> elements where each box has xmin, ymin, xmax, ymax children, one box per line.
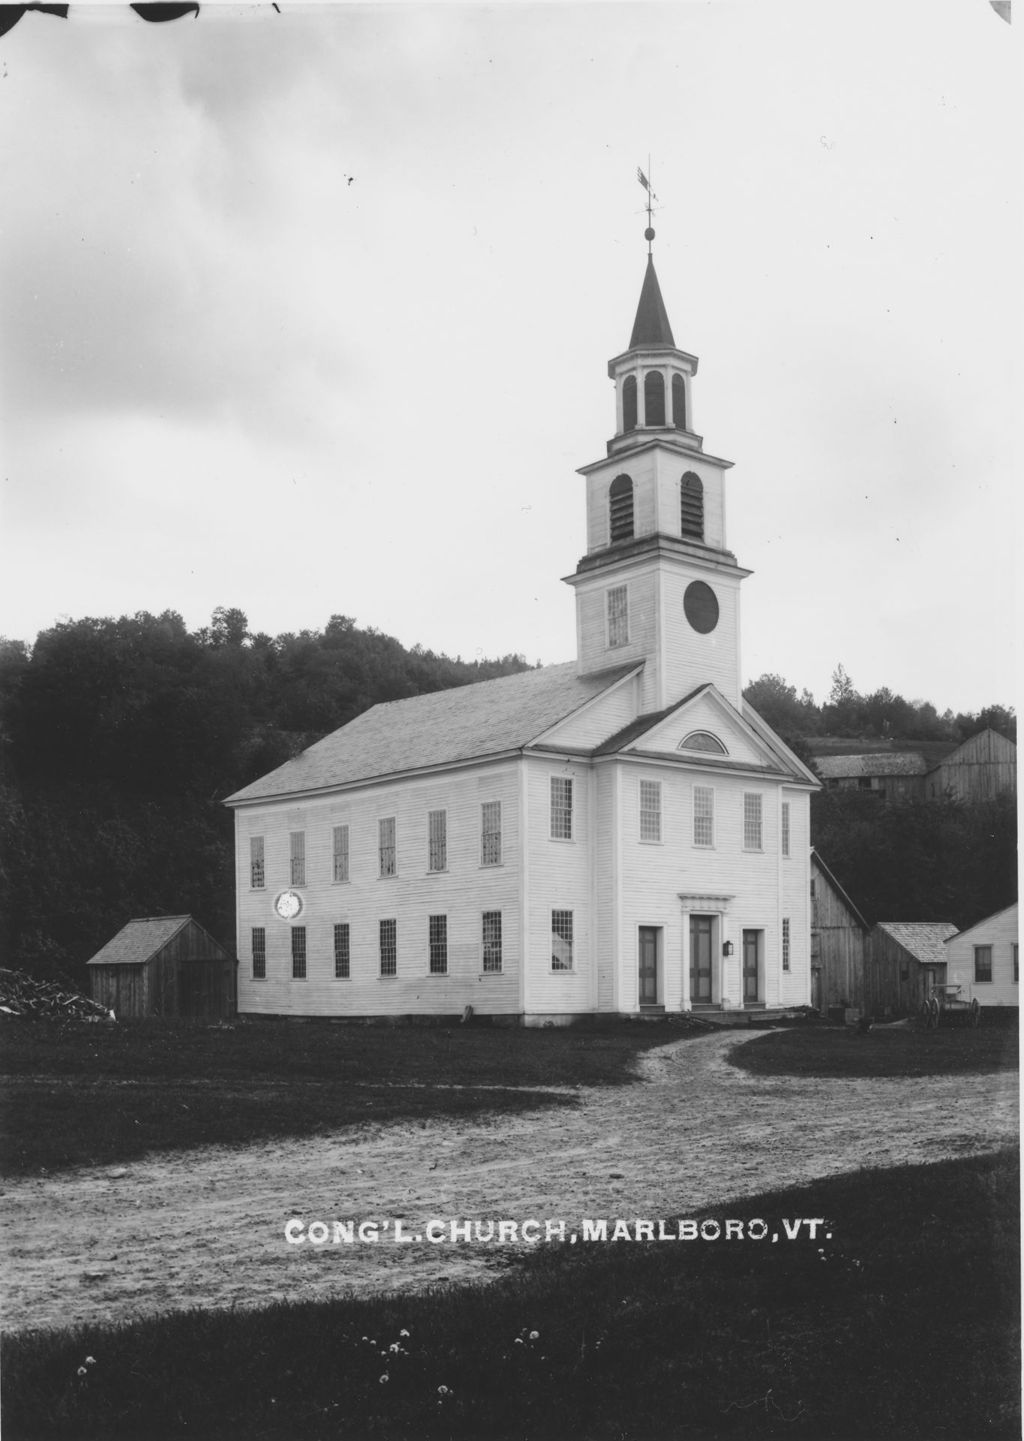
<box><xmin>226</xmin><ymin>240</ymin><xmax>818</xmax><ymax>1023</ymax></box>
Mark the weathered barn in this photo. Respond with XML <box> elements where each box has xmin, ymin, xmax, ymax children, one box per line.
<box><xmin>808</xmin><ymin>741</ymin><xmax>955</xmax><ymax>802</ymax></box>
<box><xmin>924</xmin><ymin>729</ymin><xmax>1016</xmax><ymax>802</ymax></box>
<box><xmin>810</xmin><ymin>851</ymin><xmax>869</xmax><ymax>1017</ymax></box>
<box><xmin>865</xmin><ymin>921</ymin><xmax>958</xmax><ymax>1019</ymax></box>
<box><xmin>87</xmin><ymin>916</ymin><xmax>237</xmax><ymax>1020</ymax></box>
<box><xmin>944</xmin><ymin>903</ymin><xmax>1019</xmax><ymax>1009</ymax></box>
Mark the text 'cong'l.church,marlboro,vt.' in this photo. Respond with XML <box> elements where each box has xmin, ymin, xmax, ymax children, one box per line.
<box><xmin>225</xmin><ymin>223</ymin><xmax>819</xmax><ymax>1024</ymax></box>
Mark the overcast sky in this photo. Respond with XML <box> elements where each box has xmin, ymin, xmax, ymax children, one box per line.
<box><xmin>1</xmin><ymin>0</ymin><xmax>1018</xmax><ymax>713</ymax></box>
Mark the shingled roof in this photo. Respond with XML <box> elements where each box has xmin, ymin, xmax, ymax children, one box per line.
<box><xmin>815</xmin><ymin>753</ymin><xmax>932</xmax><ymax>780</ymax></box>
<box><xmin>226</xmin><ymin>661</ymin><xmax>639</xmax><ymax>804</ymax></box>
<box><xmin>875</xmin><ymin>921</ymin><xmax>959</xmax><ymax>964</ymax></box>
<box><xmin>87</xmin><ymin>916</ymin><xmax>192</xmax><ymax>967</ymax></box>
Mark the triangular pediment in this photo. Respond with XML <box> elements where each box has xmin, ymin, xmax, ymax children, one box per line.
<box><xmin>599</xmin><ymin>684</ymin><xmax>816</xmax><ymax>783</ymax></box>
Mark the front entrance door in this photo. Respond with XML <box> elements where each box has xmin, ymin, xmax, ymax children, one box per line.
<box><xmin>690</xmin><ymin>915</ymin><xmax>713</xmax><ymax>1003</ymax></box>
<box><xmin>638</xmin><ymin>927</ymin><xmax>659</xmax><ymax>1006</ymax></box>
<box><xmin>743</xmin><ymin>929</ymin><xmax>760</xmax><ymax>1004</ymax></box>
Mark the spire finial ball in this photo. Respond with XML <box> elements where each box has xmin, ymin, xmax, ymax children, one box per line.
<box><xmin>644</xmin><ymin>227</ymin><xmax>656</xmax><ymax>243</ymax></box>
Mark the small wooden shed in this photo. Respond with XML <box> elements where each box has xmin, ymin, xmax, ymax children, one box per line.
<box><xmin>87</xmin><ymin>916</ymin><xmax>237</xmax><ymax>1020</ymax></box>
<box><xmin>810</xmin><ymin>851</ymin><xmax>870</xmax><ymax>1017</ymax></box>
<box><xmin>865</xmin><ymin>921</ymin><xmax>958</xmax><ymax>1020</ymax></box>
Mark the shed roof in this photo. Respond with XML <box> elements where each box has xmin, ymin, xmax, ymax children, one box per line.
<box><xmin>875</xmin><ymin>921</ymin><xmax>959</xmax><ymax>964</ymax></box>
<box><xmin>225</xmin><ymin>661</ymin><xmax>638</xmax><ymax>804</ymax></box>
<box><xmin>87</xmin><ymin>916</ymin><xmax>193</xmax><ymax>967</ymax></box>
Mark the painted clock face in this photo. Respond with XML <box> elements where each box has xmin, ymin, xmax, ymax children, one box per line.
<box><xmin>274</xmin><ymin>890</ymin><xmax>304</xmax><ymax>921</ymax></box>
<box><xmin>684</xmin><ymin>581</ymin><xmax>720</xmax><ymax>635</ymax></box>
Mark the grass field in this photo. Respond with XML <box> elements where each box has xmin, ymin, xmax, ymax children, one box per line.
<box><xmin>731</xmin><ymin>1020</ymin><xmax>1019</xmax><ymax>1080</ymax></box>
<box><xmin>0</xmin><ymin>1016</ymin><xmax>697</xmax><ymax>1177</ymax></box>
<box><xmin>2</xmin><ymin>1150</ymin><xmax>1018</xmax><ymax>1441</ymax></box>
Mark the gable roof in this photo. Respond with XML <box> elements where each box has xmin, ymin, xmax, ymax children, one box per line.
<box><xmin>947</xmin><ymin>901</ymin><xmax>1019</xmax><ymax>944</ymax></box>
<box><xmin>875</xmin><ymin>921</ymin><xmax>959</xmax><ymax>964</ymax></box>
<box><xmin>226</xmin><ymin>661</ymin><xmax>638</xmax><ymax>804</ymax></box>
<box><xmin>87</xmin><ymin>916</ymin><xmax>191</xmax><ymax>967</ymax></box>
<box><xmin>815</xmin><ymin>752</ymin><xmax>931</xmax><ymax>780</ymax></box>
<box><xmin>811</xmin><ymin>851</ymin><xmax>870</xmax><ymax>931</ymax></box>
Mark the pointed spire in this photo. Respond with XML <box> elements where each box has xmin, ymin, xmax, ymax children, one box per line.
<box><xmin>629</xmin><ymin>254</ymin><xmax>675</xmax><ymax>349</ymax></box>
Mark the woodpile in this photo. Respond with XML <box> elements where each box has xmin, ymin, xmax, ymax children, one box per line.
<box><xmin>0</xmin><ymin>967</ymin><xmax>114</xmax><ymax>1020</ymax></box>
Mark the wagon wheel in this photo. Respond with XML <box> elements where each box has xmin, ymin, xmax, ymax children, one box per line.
<box><xmin>926</xmin><ymin>996</ymin><xmax>940</xmax><ymax>1030</ymax></box>
<box><xmin>969</xmin><ymin>997</ymin><xmax>981</xmax><ymax>1028</ymax></box>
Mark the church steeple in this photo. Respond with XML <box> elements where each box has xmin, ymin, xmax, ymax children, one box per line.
<box><xmin>564</xmin><ymin>215</ymin><xmax>749</xmax><ymax>715</ymax></box>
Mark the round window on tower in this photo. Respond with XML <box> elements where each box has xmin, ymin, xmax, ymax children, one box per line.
<box><xmin>683</xmin><ymin>581</ymin><xmax>719</xmax><ymax>634</ymax></box>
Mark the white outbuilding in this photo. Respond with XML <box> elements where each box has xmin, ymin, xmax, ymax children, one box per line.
<box><xmin>944</xmin><ymin>903</ymin><xmax>1019</xmax><ymax>1010</ymax></box>
<box><xmin>225</xmin><ymin>238</ymin><xmax>818</xmax><ymax>1023</ymax></box>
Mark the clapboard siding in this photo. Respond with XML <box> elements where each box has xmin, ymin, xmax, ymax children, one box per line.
<box><xmin>945</xmin><ymin>904</ymin><xmax>1019</xmax><ymax>1006</ymax></box>
<box><xmin>543</xmin><ymin>669</ymin><xmax>641</xmax><ymax>750</ymax></box>
<box><xmin>659</xmin><ymin>566</ymin><xmax>743</xmax><ymax>709</ymax></box>
<box><xmin>575</xmin><ymin>574</ymin><xmax>657</xmax><ymax>682</ymax></box>
<box><xmin>522</xmin><ymin>758</ymin><xmax>593</xmax><ymax>1014</ymax></box>
<box><xmin>236</xmin><ymin>764</ymin><xmax>521</xmax><ymax>1017</ymax></box>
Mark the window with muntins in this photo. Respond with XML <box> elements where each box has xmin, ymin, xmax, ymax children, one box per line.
<box><xmin>679</xmin><ymin>730</ymin><xmax>727</xmax><ymax>755</ymax></box>
<box><xmin>380</xmin><ymin>918</ymin><xmax>397</xmax><ymax>976</ymax></box>
<box><xmin>782</xmin><ymin>918</ymin><xmax>791</xmax><ymax>971</ymax></box>
<box><xmin>622</xmin><ymin>375</ymin><xmax>637</xmax><ymax>432</ymax></box>
<box><xmin>693</xmin><ymin>786</ymin><xmax>714</xmax><ymax>847</ymax></box>
<box><xmin>290</xmin><ymin>831</ymin><xmax>305</xmax><ymax>887</ymax></box>
<box><xmin>680</xmin><ymin>472</ymin><xmax>704</xmax><ymax>540</ymax></box>
<box><xmin>672</xmin><ymin>373</ymin><xmax>686</xmax><ymax>430</ymax></box>
<box><xmin>291</xmin><ymin>926</ymin><xmax>307</xmax><ymax>980</ymax></box>
<box><xmin>428</xmin><ymin>810</ymin><xmax>447</xmax><ymax>872</ymax></box>
<box><xmin>644</xmin><ymin>370</ymin><xmax>666</xmax><ymax>426</ymax></box>
<box><xmin>429</xmin><ymin>914</ymin><xmax>448</xmax><ymax>975</ymax></box>
<box><xmin>482</xmin><ymin>911</ymin><xmax>502</xmax><ymax>973</ymax></box>
<box><xmin>332</xmin><ymin>825</ymin><xmax>350</xmax><ymax>883</ymax></box>
<box><xmin>550</xmin><ymin>777</ymin><xmax>573</xmax><ymax>840</ymax></box>
<box><xmin>607</xmin><ymin>586</ymin><xmax>629</xmax><ymax>648</ymax></box>
<box><xmin>252</xmin><ymin>927</ymin><xmax>266</xmax><ymax>980</ymax></box>
<box><xmin>551</xmin><ymin>910</ymin><xmax>574</xmax><ymax>971</ymax></box>
<box><xmin>743</xmin><ymin>794</ymin><xmax>763</xmax><ymax>850</ymax></box>
<box><xmin>974</xmin><ymin>945</ymin><xmax>993</xmax><ymax>983</ymax></box>
<box><xmin>639</xmin><ymin>780</ymin><xmax>661</xmax><ymax>842</ymax></box>
<box><xmin>379</xmin><ymin>817</ymin><xmax>396</xmax><ymax>877</ymax></box>
<box><xmin>334</xmin><ymin>923</ymin><xmax>350</xmax><ymax>979</ymax></box>
<box><xmin>481</xmin><ymin>801</ymin><xmax>502</xmax><ymax>866</ymax></box>
<box><xmin>782</xmin><ymin>802</ymin><xmax>791</xmax><ymax>858</ymax></box>
<box><xmin>250</xmin><ymin>836</ymin><xmax>265</xmax><ymax>889</ymax></box>
<box><xmin>609</xmin><ymin>474</ymin><xmax>634</xmax><ymax>542</ymax></box>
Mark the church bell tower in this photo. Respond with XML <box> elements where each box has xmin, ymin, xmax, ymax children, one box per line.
<box><xmin>565</xmin><ymin>220</ymin><xmax>750</xmax><ymax>714</ymax></box>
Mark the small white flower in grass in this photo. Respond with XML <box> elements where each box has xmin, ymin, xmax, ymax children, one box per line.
<box><xmin>514</xmin><ymin>1337</ymin><xmax>523</xmax><ymax>1345</ymax></box>
<box><xmin>437</xmin><ymin>1386</ymin><xmax>450</xmax><ymax>1396</ymax></box>
<box><xmin>379</xmin><ymin>1374</ymin><xmax>389</xmax><ymax>1384</ymax></box>
<box><xmin>399</xmin><ymin>1329</ymin><xmax>410</xmax><ymax>1337</ymax></box>
<box><xmin>85</xmin><ymin>1357</ymin><xmax>96</xmax><ymax>1366</ymax></box>
<box><xmin>77</xmin><ymin>1367</ymin><xmax>87</xmax><ymax>1377</ymax></box>
<box><xmin>529</xmin><ymin>1331</ymin><xmax>539</xmax><ymax>1340</ymax></box>
<box><xmin>389</xmin><ymin>1343</ymin><xmax>400</xmax><ymax>1353</ymax></box>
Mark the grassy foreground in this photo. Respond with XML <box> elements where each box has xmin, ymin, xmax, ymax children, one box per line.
<box><xmin>2</xmin><ymin>1150</ymin><xmax>1018</xmax><ymax>1441</ymax></box>
<box><xmin>731</xmin><ymin>1020</ymin><xmax>1019</xmax><ymax>1080</ymax></box>
<box><xmin>0</xmin><ymin>1016</ymin><xmax>696</xmax><ymax>1177</ymax></box>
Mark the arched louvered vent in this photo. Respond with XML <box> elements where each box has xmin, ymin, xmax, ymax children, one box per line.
<box><xmin>609</xmin><ymin>474</ymin><xmax>634</xmax><ymax>542</ymax></box>
<box><xmin>644</xmin><ymin>370</ymin><xmax>665</xmax><ymax>426</ymax></box>
<box><xmin>681</xmin><ymin>471</ymin><xmax>704</xmax><ymax>540</ymax></box>
<box><xmin>679</xmin><ymin>730</ymin><xmax>728</xmax><ymax>754</ymax></box>
<box><xmin>672</xmin><ymin>374</ymin><xmax>686</xmax><ymax>430</ymax></box>
<box><xmin>622</xmin><ymin>375</ymin><xmax>637</xmax><ymax>432</ymax></box>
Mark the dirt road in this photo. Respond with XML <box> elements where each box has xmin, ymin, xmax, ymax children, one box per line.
<box><xmin>1</xmin><ymin>1031</ymin><xmax>1017</xmax><ymax>1334</ymax></box>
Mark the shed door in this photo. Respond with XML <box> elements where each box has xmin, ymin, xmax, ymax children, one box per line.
<box><xmin>690</xmin><ymin>916</ymin><xmax>713</xmax><ymax>1003</ymax></box>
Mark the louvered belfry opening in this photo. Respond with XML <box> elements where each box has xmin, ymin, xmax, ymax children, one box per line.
<box><xmin>644</xmin><ymin>370</ymin><xmax>665</xmax><ymax>426</ymax></box>
<box><xmin>672</xmin><ymin>373</ymin><xmax>686</xmax><ymax>430</ymax></box>
<box><xmin>622</xmin><ymin>374</ymin><xmax>638</xmax><ymax>431</ymax></box>
<box><xmin>680</xmin><ymin>471</ymin><xmax>704</xmax><ymax>539</ymax></box>
<box><xmin>609</xmin><ymin>474</ymin><xmax>635</xmax><ymax>542</ymax></box>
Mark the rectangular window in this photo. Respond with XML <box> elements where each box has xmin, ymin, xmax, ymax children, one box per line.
<box><xmin>607</xmin><ymin>586</ymin><xmax>629</xmax><ymax>648</ymax></box>
<box><xmin>743</xmin><ymin>793</ymin><xmax>763</xmax><ymax>850</ymax></box>
<box><xmin>250</xmin><ymin>836</ymin><xmax>265</xmax><ymax>889</ymax></box>
<box><xmin>332</xmin><ymin>825</ymin><xmax>350</xmax><ymax>883</ymax></box>
<box><xmin>551</xmin><ymin>776</ymin><xmax>573</xmax><ymax>840</ymax></box>
<box><xmin>693</xmin><ymin>786</ymin><xmax>714</xmax><ymax>847</ymax></box>
<box><xmin>290</xmin><ymin>831</ymin><xmax>306</xmax><ymax>887</ymax></box>
<box><xmin>551</xmin><ymin>909</ymin><xmax>574</xmax><ymax>971</ymax></box>
<box><xmin>334</xmin><ymin>923</ymin><xmax>350</xmax><ymax>979</ymax></box>
<box><xmin>482</xmin><ymin>911</ymin><xmax>503</xmax><ymax>973</ymax></box>
<box><xmin>639</xmin><ymin>780</ymin><xmax>662</xmax><ymax>842</ymax></box>
<box><xmin>429</xmin><ymin>914</ymin><xmax>448</xmax><ymax>975</ymax></box>
<box><xmin>481</xmin><ymin>801</ymin><xmax>502</xmax><ymax>866</ymax></box>
<box><xmin>428</xmin><ymin>810</ymin><xmax>447</xmax><ymax>872</ymax></box>
<box><xmin>291</xmin><ymin>926</ymin><xmax>307</xmax><ymax>980</ymax></box>
<box><xmin>251</xmin><ymin>927</ymin><xmax>266</xmax><ymax>980</ymax></box>
<box><xmin>379</xmin><ymin>918</ymin><xmax>397</xmax><ymax>976</ymax></box>
<box><xmin>379</xmin><ymin>817</ymin><xmax>396</xmax><ymax>877</ymax></box>
<box><xmin>974</xmin><ymin>945</ymin><xmax>993</xmax><ymax>983</ymax></box>
<box><xmin>782</xmin><ymin>917</ymin><xmax>791</xmax><ymax>972</ymax></box>
<box><xmin>781</xmin><ymin>802</ymin><xmax>791</xmax><ymax>858</ymax></box>
<box><xmin>1014</xmin><ymin>944</ymin><xmax>1019</xmax><ymax>985</ymax></box>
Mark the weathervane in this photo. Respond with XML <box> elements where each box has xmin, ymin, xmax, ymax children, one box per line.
<box><xmin>637</xmin><ymin>160</ymin><xmax>658</xmax><ymax>253</ymax></box>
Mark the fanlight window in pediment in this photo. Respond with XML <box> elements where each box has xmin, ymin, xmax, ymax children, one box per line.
<box><xmin>679</xmin><ymin>730</ymin><xmax>728</xmax><ymax>755</ymax></box>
